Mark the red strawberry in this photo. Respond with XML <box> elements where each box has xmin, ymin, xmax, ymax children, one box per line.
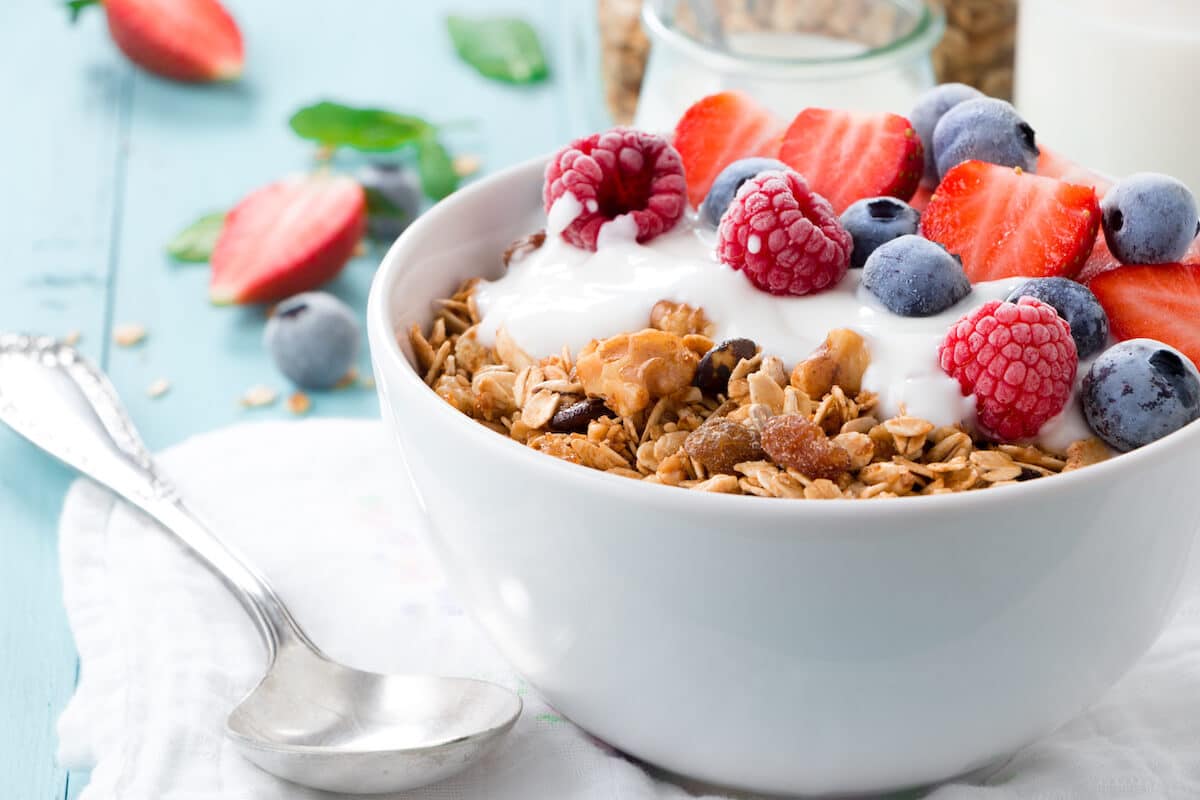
<box><xmin>1079</xmin><ymin>227</ymin><xmax>1200</xmax><ymax>285</ymax></box>
<box><xmin>1035</xmin><ymin>146</ymin><xmax>1113</xmax><ymax>196</ymax></box>
<box><xmin>74</xmin><ymin>0</ymin><xmax>244</xmax><ymax>82</ymax></box>
<box><xmin>776</xmin><ymin>109</ymin><xmax>923</xmax><ymax>213</ymax></box>
<box><xmin>673</xmin><ymin>92</ymin><xmax>781</xmax><ymax>207</ymax></box>
<box><xmin>1089</xmin><ymin>263</ymin><xmax>1200</xmax><ymax>368</ymax></box>
<box><xmin>921</xmin><ymin>161</ymin><xmax>1101</xmax><ymax>283</ymax></box>
<box><xmin>909</xmin><ymin>185</ymin><xmax>934</xmax><ymax>213</ymax></box>
<box><xmin>211</xmin><ymin>174</ymin><xmax>366</xmax><ymax>305</ymax></box>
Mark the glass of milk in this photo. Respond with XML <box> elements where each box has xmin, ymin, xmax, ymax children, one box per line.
<box><xmin>1016</xmin><ymin>0</ymin><xmax>1200</xmax><ymax>194</ymax></box>
<box><xmin>633</xmin><ymin>0</ymin><xmax>944</xmax><ymax>133</ymax></box>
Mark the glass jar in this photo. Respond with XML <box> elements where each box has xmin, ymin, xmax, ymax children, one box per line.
<box><xmin>632</xmin><ymin>0</ymin><xmax>945</xmax><ymax>133</ymax></box>
<box><xmin>1015</xmin><ymin>0</ymin><xmax>1200</xmax><ymax>194</ymax></box>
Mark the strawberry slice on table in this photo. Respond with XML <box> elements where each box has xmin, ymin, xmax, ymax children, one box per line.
<box><xmin>1035</xmin><ymin>146</ymin><xmax>1113</xmax><ymax>196</ymax></box>
<box><xmin>1089</xmin><ymin>263</ymin><xmax>1200</xmax><ymax>368</ymax></box>
<box><xmin>210</xmin><ymin>174</ymin><xmax>367</xmax><ymax>305</ymax></box>
<box><xmin>75</xmin><ymin>0</ymin><xmax>244</xmax><ymax>82</ymax></box>
<box><xmin>776</xmin><ymin>108</ymin><xmax>923</xmax><ymax>213</ymax></box>
<box><xmin>673</xmin><ymin>92</ymin><xmax>781</xmax><ymax>208</ymax></box>
<box><xmin>921</xmin><ymin>160</ymin><xmax>1101</xmax><ymax>283</ymax></box>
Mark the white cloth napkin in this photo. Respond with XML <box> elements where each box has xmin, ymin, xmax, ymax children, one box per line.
<box><xmin>55</xmin><ymin>420</ymin><xmax>1200</xmax><ymax>799</ymax></box>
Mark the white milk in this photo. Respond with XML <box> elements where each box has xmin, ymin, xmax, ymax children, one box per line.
<box><xmin>633</xmin><ymin>31</ymin><xmax>933</xmax><ymax>133</ymax></box>
<box><xmin>473</xmin><ymin>217</ymin><xmax>1092</xmax><ymax>448</ymax></box>
<box><xmin>1015</xmin><ymin>0</ymin><xmax>1200</xmax><ymax>194</ymax></box>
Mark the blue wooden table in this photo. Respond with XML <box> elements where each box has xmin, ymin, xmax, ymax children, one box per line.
<box><xmin>0</xmin><ymin>2</ymin><xmax>607</xmax><ymax>795</ymax></box>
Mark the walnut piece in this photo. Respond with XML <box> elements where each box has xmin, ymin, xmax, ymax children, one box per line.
<box><xmin>576</xmin><ymin>329</ymin><xmax>699</xmax><ymax>416</ymax></box>
<box><xmin>791</xmin><ymin>329</ymin><xmax>870</xmax><ymax>398</ymax></box>
<box><xmin>650</xmin><ymin>300</ymin><xmax>715</xmax><ymax>337</ymax></box>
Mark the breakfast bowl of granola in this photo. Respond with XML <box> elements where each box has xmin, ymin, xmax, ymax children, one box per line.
<box><xmin>366</xmin><ymin>88</ymin><xmax>1200</xmax><ymax>795</ymax></box>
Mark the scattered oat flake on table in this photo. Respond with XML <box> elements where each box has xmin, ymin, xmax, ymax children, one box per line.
<box><xmin>453</xmin><ymin>153</ymin><xmax>481</xmax><ymax>177</ymax></box>
<box><xmin>62</xmin><ymin>330</ymin><xmax>81</xmax><ymax>346</ymax></box>
<box><xmin>358</xmin><ymin>374</ymin><xmax>376</xmax><ymax>389</ymax></box>
<box><xmin>146</xmin><ymin>379</ymin><xmax>170</xmax><ymax>398</ymax></box>
<box><xmin>112</xmin><ymin>323</ymin><xmax>147</xmax><ymax>347</ymax></box>
<box><xmin>286</xmin><ymin>392</ymin><xmax>311</xmax><ymax>415</ymax></box>
<box><xmin>335</xmin><ymin>367</ymin><xmax>359</xmax><ymax>389</ymax></box>
<box><xmin>240</xmin><ymin>385</ymin><xmax>278</xmax><ymax>408</ymax></box>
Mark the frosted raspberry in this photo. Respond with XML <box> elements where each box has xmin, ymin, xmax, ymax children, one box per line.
<box><xmin>716</xmin><ymin>169</ymin><xmax>852</xmax><ymax>296</ymax></box>
<box><xmin>938</xmin><ymin>297</ymin><xmax>1078</xmax><ymax>441</ymax></box>
<box><xmin>543</xmin><ymin>128</ymin><xmax>687</xmax><ymax>250</ymax></box>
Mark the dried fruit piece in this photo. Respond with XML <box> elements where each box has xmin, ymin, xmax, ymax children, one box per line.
<box><xmin>760</xmin><ymin>415</ymin><xmax>851</xmax><ymax>479</ymax></box>
<box><xmin>695</xmin><ymin>338</ymin><xmax>758</xmax><ymax>394</ymax></box>
<box><xmin>576</xmin><ymin>329</ymin><xmax>699</xmax><ymax>416</ymax></box>
<box><xmin>683</xmin><ymin>418</ymin><xmax>765</xmax><ymax>475</ymax></box>
<box><xmin>790</xmin><ymin>329</ymin><xmax>870</xmax><ymax>397</ymax></box>
<box><xmin>550</xmin><ymin>397</ymin><xmax>609</xmax><ymax>432</ymax></box>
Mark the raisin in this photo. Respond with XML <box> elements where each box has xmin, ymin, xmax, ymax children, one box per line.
<box><xmin>683</xmin><ymin>418</ymin><xmax>764</xmax><ymax>475</ymax></box>
<box><xmin>549</xmin><ymin>397</ymin><xmax>609</xmax><ymax>432</ymax></box>
<box><xmin>760</xmin><ymin>415</ymin><xmax>851</xmax><ymax>479</ymax></box>
<box><xmin>695</xmin><ymin>338</ymin><xmax>758</xmax><ymax>394</ymax></box>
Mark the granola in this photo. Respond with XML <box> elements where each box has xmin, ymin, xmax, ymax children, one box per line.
<box><xmin>408</xmin><ymin>282</ymin><xmax>1099</xmax><ymax>499</ymax></box>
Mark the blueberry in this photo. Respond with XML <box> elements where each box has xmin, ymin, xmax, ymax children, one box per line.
<box><xmin>862</xmin><ymin>235</ymin><xmax>970</xmax><ymax>316</ymax></box>
<box><xmin>840</xmin><ymin>197</ymin><xmax>921</xmax><ymax>269</ymax></box>
<box><xmin>1100</xmin><ymin>173</ymin><xmax>1199</xmax><ymax>265</ymax></box>
<box><xmin>265</xmin><ymin>292</ymin><xmax>360</xmax><ymax>390</ymax></box>
<box><xmin>700</xmin><ymin>157</ymin><xmax>788</xmax><ymax>228</ymax></box>
<box><xmin>1082</xmin><ymin>339</ymin><xmax>1200</xmax><ymax>451</ymax></box>
<box><xmin>1006</xmin><ymin>277</ymin><xmax>1109</xmax><ymax>359</ymax></box>
<box><xmin>358</xmin><ymin>163</ymin><xmax>422</xmax><ymax>241</ymax></box>
<box><xmin>932</xmin><ymin>98</ymin><xmax>1039</xmax><ymax>180</ymax></box>
<box><xmin>908</xmin><ymin>82</ymin><xmax>984</xmax><ymax>188</ymax></box>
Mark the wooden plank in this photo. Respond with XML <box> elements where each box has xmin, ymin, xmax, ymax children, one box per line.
<box><xmin>0</xmin><ymin>4</ymin><xmax>134</xmax><ymax>799</ymax></box>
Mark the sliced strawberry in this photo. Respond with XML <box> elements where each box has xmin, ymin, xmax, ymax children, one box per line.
<box><xmin>776</xmin><ymin>109</ymin><xmax>922</xmax><ymax>213</ymax></box>
<box><xmin>1035</xmin><ymin>145</ymin><xmax>1114</xmax><ymax>196</ymax></box>
<box><xmin>1090</xmin><ymin>264</ymin><xmax>1200</xmax><ymax>367</ymax></box>
<box><xmin>102</xmin><ymin>0</ymin><xmax>244</xmax><ymax>82</ymax></box>
<box><xmin>921</xmin><ymin>161</ymin><xmax>1101</xmax><ymax>283</ymax></box>
<box><xmin>210</xmin><ymin>174</ymin><xmax>366</xmax><ymax>305</ymax></box>
<box><xmin>909</xmin><ymin>185</ymin><xmax>934</xmax><ymax>213</ymax></box>
<box><xmin>673</xmin><ymin>92</ymin><xmax>781</xmax><ymax>207</ymax></box>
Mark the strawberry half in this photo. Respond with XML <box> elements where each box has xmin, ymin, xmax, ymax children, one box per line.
<box><xmin>1090</xmin><ymin>264</ymin><xmax>1200</xmax><ymax>368</ymax></box>
<box><xmin>1079</xmin><ymin>228</ymin><xmax>1200</xmax><ymax>285</ymax></box>
<box><xmin>921</xmin><ymin>160</ymin><xmax>1101</xmax><ymax>283</ymax></box>
<box><xmin>776</xmin><ymin>109</ymin><xmax>922</xmax><ymax>213</ymax></box>
<box><xmin>101</xmin><ymin>0</ymin><xmax>244</xmax><ymax>82</ymax></box>
<box><xmin>673</xmin><ymin>92</ymin><xmax>781</xmax><ymax>208</ymax></box>
<box><xmin>1035</xmin><ymin>145</ymin><xmax>1114</xmax><ymax>196</ymax></box>
<box><xmin>210</xmin><ymin>174</ymin><xmax>366</xmax><ymax>305</ymax></box>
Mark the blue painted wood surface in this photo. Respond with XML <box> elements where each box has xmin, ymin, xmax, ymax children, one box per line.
<box><xmin>0</xmin><ymin>2</ymin><xmax>608</xmax><ymax>796</ymax></box>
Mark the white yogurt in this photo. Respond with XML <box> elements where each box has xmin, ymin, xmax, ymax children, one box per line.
<box><xmin>475</xmin><ymin>218</ymin><xmax>1092</xmax><ymax>450</ymax></box>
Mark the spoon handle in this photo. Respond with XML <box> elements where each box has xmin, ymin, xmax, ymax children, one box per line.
<box><xmin>0</xmin><ymin>334</ymin><xmax>315</xmax><ymax>661</ymax></box>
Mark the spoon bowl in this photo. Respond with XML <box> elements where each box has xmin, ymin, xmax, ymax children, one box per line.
<box><xmin>226</xmin><ymin>644</ymin><xmax>521</xmax><ymax>793</ymax></box>
<box><xmin>0</xmin><ymin>334</ymin><xmax>522</xmax><ymax>794</ymax></box>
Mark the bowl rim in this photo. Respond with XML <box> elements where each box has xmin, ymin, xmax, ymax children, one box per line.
<box><xmin>367</xmin><ymin>155</ymin><xmax>1200</xmax><ymax>519</ymax></box>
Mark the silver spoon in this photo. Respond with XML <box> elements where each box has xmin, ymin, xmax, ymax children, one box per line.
<box><xmin>0</xmin><ymin>334</ymin><xmax>521</xmax><ymax>794</ymax></box>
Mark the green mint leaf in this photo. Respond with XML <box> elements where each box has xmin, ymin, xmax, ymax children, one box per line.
<box><xmin>65</xmin><ymin>0</ymin><xmax>100</xmax><ymax>23</ymax></box>
<box><xmin>167</xmin><ymin>212</ymin><xmax>226</xmax><ymax>262</ymax></box>
<box><xmin>446</xmin><ymin>15</ymin><xmax>549</xmax><ymax>85</ymax></box>
<box><xmin>289</xmin><ymin>101</ymin><xmax>433</xmax><ymax>152</ymax></box>
<box><xmin>416</xmin><ymin>136</ymin><xmax>458</xmax><ymax>201</ymax></box>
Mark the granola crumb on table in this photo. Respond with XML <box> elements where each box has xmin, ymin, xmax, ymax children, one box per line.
<box><xmin>409</xmin><ymin>279</ymin><xmax>1108</xmax><ymax>499</ymax></box>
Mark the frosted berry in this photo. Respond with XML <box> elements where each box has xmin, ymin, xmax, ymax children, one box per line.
<box><xmin>938</xmin><ymin>297</ymin><xmax>1078</xmax><ymax>440</ymax></box>
<box><xmin>543</xmin><ymin>127</ymin><xmax>687</xmax><ymax>250</ymax></box>
<box><xmin>716</xmin><ymin>169</ymin><xmax>852</xmax><ymax>296</ymax></box>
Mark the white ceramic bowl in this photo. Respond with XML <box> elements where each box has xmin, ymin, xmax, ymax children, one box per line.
<box><xmin>367</xmin><ymin>157</ymin><xmax>1200</xmax><ymax>796</ymax></box>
